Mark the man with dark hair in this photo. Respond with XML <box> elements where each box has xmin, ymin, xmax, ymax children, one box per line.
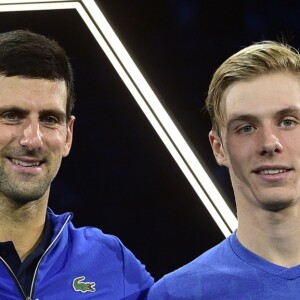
<box><xmin>0</xmin><ymin>30</ymin><xmax>153</xmax><ymax>299</ymax></box>
<box><xmin>147</xmin><ymin>41</ymin><xmax>300</xmax><ymax>299</ymax></box>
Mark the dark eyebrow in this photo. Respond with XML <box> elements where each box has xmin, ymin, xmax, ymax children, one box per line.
<box><xmin>0</xmin><ymin>106</ymin><xmax>66</xmax><ymax>122</ymax></box>
<box><xmin>0</xmin><ymin>106</ymin><xmax>29</xmax><ymax>113</ymax></box>
<box><xmin>39</xmin><ymin>109</ymin><xmax>66</xmax><ymax>121</ymax></box>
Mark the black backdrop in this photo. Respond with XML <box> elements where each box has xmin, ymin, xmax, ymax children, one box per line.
<box><xmin>0</xmin><ymin>0</ymin><xmax>299</xmax><ymax>280</ymax></box>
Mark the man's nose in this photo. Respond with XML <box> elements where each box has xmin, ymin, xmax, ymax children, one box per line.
<box><xmin>19</xmin><ymin>121</ymin><xmax>43</xmax><ymax>151</ymax></box>
<box><xmin>258</xmin><ymin>127</ymin><xmax>283</xmax><ymax>156</ymax></box>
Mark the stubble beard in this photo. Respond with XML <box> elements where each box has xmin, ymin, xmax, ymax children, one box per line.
<box><xmin>0</xmin><ymin>151</ymin><xmax>56</xmax><ymax>204</ymax></box>
<box><xmin>0</xmin><ymin>170</ymin><xmax>53</xmax><ymax>204</ymax></box>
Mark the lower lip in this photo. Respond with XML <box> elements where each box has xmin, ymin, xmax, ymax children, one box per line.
<box><xmin>9</xmin><ymin>159</ymin><xmax>43</xmax><ymax>175</ymax></box>
<box><xmin>255</xmin><ymin>171</ymin><xmax>290</xmax><ymax>182</ymax></box>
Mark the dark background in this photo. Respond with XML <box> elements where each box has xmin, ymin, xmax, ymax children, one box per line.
<box><xmin>0</xmin><ymin>0</ymin><xmax>300</xmax><ymax>280</ymax></box>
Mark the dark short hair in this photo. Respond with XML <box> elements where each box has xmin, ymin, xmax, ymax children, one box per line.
<box><xmin>0</xmin><ymin>30</ymin><xmax>75</xmax><ymax>120</ymax></box>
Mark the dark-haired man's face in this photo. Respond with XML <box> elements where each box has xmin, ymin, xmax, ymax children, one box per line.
<box><xmin>0</xmin><ymin>75</ymin><xmax>74</xmax><ymax>204</ymax></box>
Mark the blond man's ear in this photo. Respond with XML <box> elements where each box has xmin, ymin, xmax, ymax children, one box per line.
<box><xmin>208</xmin><ymin>130</ymin><xmax>228</xmax><ymax>167</ymax></box>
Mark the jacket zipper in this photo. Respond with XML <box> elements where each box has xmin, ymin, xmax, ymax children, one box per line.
<box><xmin>0</xmin><ymin>256</ymin><xmax>28</xmax><ymax>299</ymax></box>
<box><xmin>0</xmin><ymin>213</ymin><xmax>72</xmax><ymax>300</ymax></box>
<box><xmin>28</xmin><ymin>213</ymin><xmax>72</xmax><ymax>298</ymax></box>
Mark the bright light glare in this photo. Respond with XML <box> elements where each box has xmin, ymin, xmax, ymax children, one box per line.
<box><xmin>0</xmin><ymin>1</ymin><xmax>77</xmax><ymax>12</ymax></box>
<box><xmin>0</xmin><ymin>0</ymin><xmax>238</xmax><ymax>236</ymax></box>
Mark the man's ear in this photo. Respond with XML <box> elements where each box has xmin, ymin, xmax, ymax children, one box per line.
<box><xmin>208</xmin><ymin>130</ymin><xmax>228</xmax><ymax>167</ymax></box>
<box><xmin>63</xmin><ymin>116</ymin><xmax>75</xmax><ymax>158</ymax></box>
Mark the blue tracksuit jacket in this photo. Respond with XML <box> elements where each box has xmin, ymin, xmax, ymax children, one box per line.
<box><xmin>0</xmin><ymin>209</ymin><xmax>154</xmax><ymax>299</ymax></box>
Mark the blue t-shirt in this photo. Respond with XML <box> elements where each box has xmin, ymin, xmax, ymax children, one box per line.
<box><xmin>147</xmin><ymin>232</ymin><xmax>300</xmax><ymax>299</ymax></box>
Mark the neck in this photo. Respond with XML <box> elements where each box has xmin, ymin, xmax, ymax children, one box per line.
<box><xmin>0</xmin><ymin>196</ymin><xmax>48</xmax><ymax>262</ymax></box>
<box><xmin>237</xmin><ymin>204</ymin><xmax>300</xmax><ymax>267</ymax></box>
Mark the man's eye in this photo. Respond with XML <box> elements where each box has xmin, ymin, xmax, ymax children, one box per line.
<box><xmin>280</xmin><ymin>119</ymin><xmax>295</xmax><ymax>127</ymax></box>
<box><xmin>238</xmin><ymin>125</ymin><xmax>254</xmax><ymax>134</ymax></box>
<box><xmin>2</xmin><ymin>112</ymin><xmax>20</xmax><ymax>121</ymax></box>
<box><xmin>42</xmin><ymin>116</ymin><xmax>59</xmax><ymax>124</ymax></box>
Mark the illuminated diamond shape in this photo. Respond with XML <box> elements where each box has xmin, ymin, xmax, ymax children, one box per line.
<box><xmin>0</xmin><ymin>0</ymin><xmax>237</xmax><ymax>236</ymax></box>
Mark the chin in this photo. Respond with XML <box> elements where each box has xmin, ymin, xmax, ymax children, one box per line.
<box><xmin>260</xmin><ymin>199</ymin><xmax>294</xmax><ymax>212</ymax></box>
<box><xmin>6</xmin><ymin>187</ymin><xmax>47</xmax><ymax>204</ymax></box>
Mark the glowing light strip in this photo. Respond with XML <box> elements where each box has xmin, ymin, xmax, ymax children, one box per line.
<box><xmin>0</xmin><ymin>1</ymin><xmax>77</xmax><ymax>12</ymax></box>
<box><xmin>0</xmin><ymin>0</ymin><xmax>238</xmax><ymax>236</ymax></box>
<box><xmin>79</xmin><ymin>0</ymin><xmax>237</xmax><ymax>236</ymax></box>
<box><xmin>0</xmin><ymin>0</ymin><xmax>73</xmax><ymax>3</ymax></box>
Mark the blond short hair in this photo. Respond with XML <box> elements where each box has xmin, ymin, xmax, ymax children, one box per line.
<box><xmin>205</xmin><ymin>41</ymin><xmax>300</xmax><ymax>136</ymax></box>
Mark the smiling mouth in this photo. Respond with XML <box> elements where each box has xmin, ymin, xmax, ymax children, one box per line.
<box><xmin>10</xmin><ymin>158</ymin><xmax>42</xmax><ymax>167</ymax></box>
<box><xmin>256</xmin><ymin>169</ymin><xmax>289</xmax><ymax>175</ymax></box>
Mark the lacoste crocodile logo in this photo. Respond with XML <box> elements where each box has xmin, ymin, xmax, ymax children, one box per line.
<box><xmin>73</xmin><ymin>276</ymin><xmax>96</xmax><ymax>293</ymax></box>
